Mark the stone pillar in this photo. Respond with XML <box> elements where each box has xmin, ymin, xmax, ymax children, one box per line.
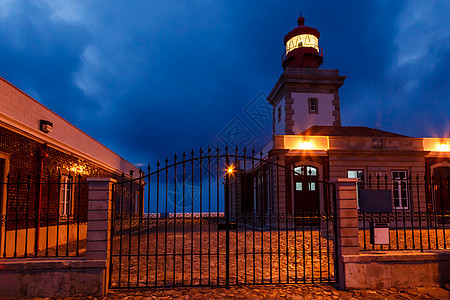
<box><xmin>331</xmin><ymin>178</ymin><xmax>359</xmax><ymax>290</ymax></box>
<box><xmin>87</xmin><ymin>178</ymin><xmax>116</xmax><ymax>261</ymax></box>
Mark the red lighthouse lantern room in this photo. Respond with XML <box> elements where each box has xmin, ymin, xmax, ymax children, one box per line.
<box><xmin>282</xmin><ymin>15</ymin><xmax>323</xmax><ymax>69</ymax></box>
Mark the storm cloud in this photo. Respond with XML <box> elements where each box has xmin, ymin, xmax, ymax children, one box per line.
<box><xmin>0</xmin><ymin>0</ymin><xmax>448</xmax><ymax>166</ymax></box>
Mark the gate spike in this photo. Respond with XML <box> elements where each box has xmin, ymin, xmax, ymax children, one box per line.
<box><xmin>191</xmin><ymin>149</ymin><xmax>195</xmax><ymax>156</ymax></box>
<box><xmin>207</xmin><ymin>147</ymin><xmax>211</xmax><ymax>154</ymax></box>
<box><xmin>252</xmin><ymin>148</ymin><xmax>255</xmax><ymax>156</ymax></box>
<box><xmin>235</xmin><ymin>146</ymin><xmax>238</xmax><ymax>153</ymax></box>
<box><xmin>260</xmin><ymin>150</ymin><xmax>263</xmax><ymax>157</ymax></box>
<box><xmin>174</xmin><ymin>154</ymin><xmax>177</xmax><ymax>161</ymax></box>
<box><xmin>216</xmin><ymin>146</ymin><xmax>220</xmax><ymax>154</ymax></box>
<box><xmin>182</xmin><ymin>152</ymin><xmax>186</xmax><ymax>158</ymax></box>
<box><xmin>225</xmin><ymin>145</ymin><xmax>228</xmax><ymax>152</ymax></box>
<box><xmin>199</xmin><ymin>147</ymin><xmax>203</xmax><ymax>155</ymax></box>
<box><xmin>147</xmin><ymin>164</ymin><xmax>151</xmax><ymax>172</ymax></box>
<box><xmin>243</xmin><ymin>147</ymin><xmax>247</xmax><ymax>155</ymax></box>
<box><xmin>156</xmin><ymin>161</ymin><xmax>160</xmax><ymax>168</ymax></box>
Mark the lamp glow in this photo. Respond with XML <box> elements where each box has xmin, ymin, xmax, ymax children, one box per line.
<box><xmin>299</xmin><ymin>141</ymin><xmax>313</xmax><ymax>150</ymax></box>
<box><xmin>438</xmin><ymin>143</ymin><xmax>449</xmax><ymax>151</ymax></box>
<box><xmin>227</xmin><ymin>167</ymin><xmax>234</xmax><ymax>174</ymax></box>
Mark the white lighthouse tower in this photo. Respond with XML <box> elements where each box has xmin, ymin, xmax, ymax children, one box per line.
<box><xmin>268</xmin><ymin>15</ymin><xmax>346</xmax><ymax>135</ymax></box>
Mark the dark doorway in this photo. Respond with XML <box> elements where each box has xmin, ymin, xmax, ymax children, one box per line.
<box><xmin>433</xmin><ymin>166</ymin><xmax>450</xmax><ymax>222</ymax></box>
<box><xmin>0</xmin><ymin>158</ymin><xmax>4</xmax><ymax>242</ymax></box>
<box><xmin>0</xmin><ymin>158</ymin><xmax>4</xmax><ymax>214</ymax></box>
<box><xmin>293</xmin><ymin>165</ymin><xmax>320</xmax><ymax>225</ymax></box>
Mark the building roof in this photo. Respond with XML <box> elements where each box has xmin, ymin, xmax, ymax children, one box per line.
<box><xmin>299</xmin><ymin>126</ymin><xmax>409</xmax><ymax>137</ymax></box>
<box><xmin>0</xmin><ymin>76</ymin><xmax>138</xmax><ymax>175</ymax></box>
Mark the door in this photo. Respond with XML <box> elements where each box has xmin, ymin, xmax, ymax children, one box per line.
<box><xmin>433</xmin><ymin>167</ymin><xmax>450</xmax><ymax>221</ymax></box>
<box><xmin>293</xmin><ymin>165</ymin><xmax>320</xmax><ymax>224</ymax></box>
<box><xmin>0</xmin><ymin>159</ymin><xmax>4</xmax><ymax>245</ymax></box>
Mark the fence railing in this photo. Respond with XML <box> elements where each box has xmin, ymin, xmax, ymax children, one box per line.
<box><xmin>1</xmin><ymin>173</ymin><xmax>88</xmax><ymax>258</ymax></box>
<box><xmin>358</xmin><ymin>174</ymin><xmax>449</xmax><ymax>252</ymax></box>
<box><xmin>109</xmin><ymin>149</ymin><xmax>338</xmax><ymax>288</ymax></box>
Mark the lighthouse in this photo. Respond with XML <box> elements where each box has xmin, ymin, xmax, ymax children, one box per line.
<box><xmin>282</xmin><ymin>15</ymin><xmax>323</xmax><ymax>69</ymax></box>
<box><xmin>268</xmin><ymin>15</ymin><xmax>346</xmax><ymax>135</ymax></box>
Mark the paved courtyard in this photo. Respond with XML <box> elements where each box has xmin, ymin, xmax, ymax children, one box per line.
<box><xmin>110</xmin><ymin>218</ymin><xmax>450</xmax><ymax>289</ymax></box>
<box><xmin>111</xmin><ymin>221</ymin><xmax>335</xmax><ymax>288</ymax></box>
<box><xmin>105</xmin><ymin>284</ymin><xmax>450</xmax><ymax>300</ymax></box>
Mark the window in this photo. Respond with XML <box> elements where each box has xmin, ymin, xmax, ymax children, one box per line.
<box><xmin>392</xmin><ymin>171</ymin><xmax>408</xmax><ymax>209</ymax></box>
<box><xmin>348</xmin><ymin>170</ymin><xmax>364</xmax><ymax>207</ymax></box>
<box><xmin>308</xmin><ymin>98</ymin><xmax>318</xmax><ymax>114</ymax></box>
<box><xmin>277</xmin><ymin>106</ymin><xmax>282</xmax><ymax>123</ymax></box>
<box><xmin>294</xmin><ymin>166</ymin><xmax>317</xmax><ymax>176</ymax></box>
<box><xmin>0</xmin><ymin>158</ymin><xmax>4</xmax><ymax>216</ymax></box>
<box><xmin>60</xmin><ymin>175</ymin><xmax>73</xmax><ymax>216</ymax></box>
<box><xmin>253</xmin><ymin>177</ymin><xmax>257</xmax><ymax>212</ymax></box>
<box><xmin>266</xmin><ymin>171</ymin><xmax>271</xmax><ymax>212</ymax></box>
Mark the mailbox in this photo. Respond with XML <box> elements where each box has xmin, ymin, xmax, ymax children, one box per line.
<box><xmin>370</xmin><ymin>222</ymin><xmax>390</xmax><ymax>245</ymax></box>
<box><xmin>359</xmin><ymin>190</ymin><xmax>392</xmax><ymax>214</ymax></box>
<box><xmin>359</xmin><ymin>190</ymin><xmax>392</xmax><ymax>245</ymax></box>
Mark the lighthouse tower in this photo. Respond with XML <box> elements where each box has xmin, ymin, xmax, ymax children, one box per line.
<box><xmin>268</xmin><ymin>15</ymin><xmax>345</xmax><ymax>135</ymax></box>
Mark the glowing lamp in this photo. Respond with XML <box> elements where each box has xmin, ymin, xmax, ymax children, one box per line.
<box><xmin>70</xmin><ymin>164</ymin><xmax>87</xmax><ymax>175</ymax></box>
<box><xmin>298</xmin><ymin>141</ymin><xmax>313</xmax><ymax>150</ymax></box>
<box><xmin>438</xmin><ymin>143</ymin><xmax>449</xmax><ymax>151</ymax></box>
<box><xmin>227</xmin><ymin>167</ymin><xmax>234</xmax><ymax>174</ymax></box>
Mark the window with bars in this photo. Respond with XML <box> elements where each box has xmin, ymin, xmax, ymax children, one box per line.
<box><xmin>392</xmin><ymin>170</ymin><xmax>409</xmax><ymax>209</ymax></box>
<box><xmin>60</xmin><ymin>175</ymin><xmax>73</xmax><ymax>216</ymax></box>
<box><xmin>348</xmin><ymin>170</ymin><xmax>364</xmax><ymax>208</ymax></box>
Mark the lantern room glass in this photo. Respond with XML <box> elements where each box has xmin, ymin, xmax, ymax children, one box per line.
<box><xmin>286</xmin><ymin>34</ymin><xmax>319</xmax><ymax>54</ymax></box>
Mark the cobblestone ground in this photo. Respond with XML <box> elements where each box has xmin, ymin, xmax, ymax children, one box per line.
<box><xmin>103</xmin><ymin>284</ymin><xmax>450</xmax><ymax>300</ymax></box>
<box><xmin>111</xmin><ymin>221</ymin><xmax>335</xmax><ymax>288</ymax></box>
<box><xmin>359</xmin><ymin>228</ymin><xmax>450</xmax><ymax>251</ymax></box>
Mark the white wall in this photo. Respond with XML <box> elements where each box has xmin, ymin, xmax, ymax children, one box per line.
<box><xmin>291</xmin><ymin>92</ymin><xmax>334</xmax><ymax>134</ymax></box>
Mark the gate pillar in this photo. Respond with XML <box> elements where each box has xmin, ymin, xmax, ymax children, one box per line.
<box><xmin>86</xmin><ymin>178</ymin><xmax>116</xmax><ymax>294</ymax></box>
<box><xmin>330</xmin><ymin>178</ymin><xmax>359</xmax><ymax>289</ymax></box>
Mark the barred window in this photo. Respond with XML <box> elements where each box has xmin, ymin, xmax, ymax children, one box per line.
<box><xmin>60</xmin><ymin>175</ymin><xmax>73</xmax><ymax>216</ymax></box>
<box><xmin>348</xmin><ymin>170</ymin><xmax>364</xmax><ymax>208</ymax></box>
<box><xmin>392</xmin><ymin>170</ymin><xmax>408</xmax><ymax>209</ymax></box>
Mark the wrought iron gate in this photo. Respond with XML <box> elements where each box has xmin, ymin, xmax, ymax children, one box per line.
<box><xmin>109</xmin><ymin>147</ymin><xmax>337</xmax><ymax>288</ymax></box>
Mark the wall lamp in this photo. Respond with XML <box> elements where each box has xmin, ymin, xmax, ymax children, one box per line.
<box><xmin>40</xmin><ymin>120</ymin><xmax>53</xmax><ymax>133</ymax></box>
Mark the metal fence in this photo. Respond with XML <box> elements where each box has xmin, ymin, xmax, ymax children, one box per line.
<box><xmin>0</xmin><ymin>173</ymin><xmax>88</xmax><ymax>258</ymax></box>
<box><xmin>359</xmin><ymin>174</ymin><xmax>449</xmax><ymax>251</ymax></box>
<box><xmin>110</xmin><ymin>147</ymin><xmax>337</xmax><ymax>288</ymax></box>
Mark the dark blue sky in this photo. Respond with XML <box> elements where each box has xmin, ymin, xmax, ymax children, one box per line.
<box><xmin>0</xmin><ymin>1</ymin><xmax>449</xmax><ymax>166</ymax></box>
